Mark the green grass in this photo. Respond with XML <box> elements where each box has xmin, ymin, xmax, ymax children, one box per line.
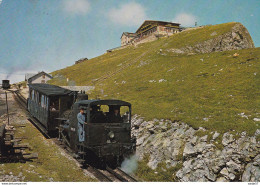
<box><xmin>1</xmin><ymin>121</ymin><xmax>96</xmax><ymax>182</ymax></box>
<box><xmin>49</xmin><ymin>22</ymin><xmax>260</xmax><ymax>137</ymax></box>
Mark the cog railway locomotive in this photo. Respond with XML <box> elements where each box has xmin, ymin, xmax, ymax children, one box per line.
<box><xmin>2</xmin><ymin>80</ymin><xmax>10</xmax><ymax>89</ymax></box>
<box><xmin>27</xmin><ymin>83</ymin><xmax>136</xmax><ymax>166</ymax></box>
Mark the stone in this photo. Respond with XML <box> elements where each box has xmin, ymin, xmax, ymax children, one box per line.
<box><xmin>165</xmin><ymin>160</ymin><xmax>177</xmax><ymax>168</ymax></box>
<box><xmin>200</xmin><ymin>135</ymin><xmax>208</xmax><ymax>142</ymax></box>
<box><xmin>242</xmin><ymin>163</ymin><xmax>260</xmax><ymax>182</ymax></box>
<box><xmin>212</xmin><ymin>132</ymin><xmax>220</xmax><ymax>140</ymax></box>
<box><xmin>205</xmin><ymin>170</ymin><xmax>216</xmax><ymax>181</ymax></box>
<box><xmin>228</xmin><ymin>173</ymin><xmax>236</xmax><ymax>180</ymax></box>
<box><xmin>136</xmin><ymin>135</ymin><xmax>147</xmax><ymax>146</ymax></box>
<box><xmin>148</xmin><ymin>155</ymin><xmax>161</xmax><ymax>170</ymax></box>
<box><xmin>161</xmin><ymin>126</ymin><xmax>167</xmax><ymax>132</ymax></box>
<box><xmin>183</xmin><ymin>142</ymin><xmax>196</xmax><ymax>157</ymax></box>
<box><xmin>185</xmin><ymin>127</ymin><xmax>196</xmax><ymax>137</ymax></box>
<box><xmin>220</xmin><ymin>167</ymin><xmax>229</xmax><ymax>177</ymax></box>
<box><xmin>222</xmin><ymin>133</ymin><xmax>235</xmax><ymax>146</ymax></box>
<box><xmin>198</xmin><ymin>127</ymin><xmax>206</xmax><ymax>131</ymax></box>
<box><xmin>226</xmin><ymin>160</ymin><xmax>241</xmax><ymax>172</ymax></box>
<box><xmin>241</xmin><ymin>131</ymin><xmax>247</xmax><ymax>137</ymax></box>
<box><xmin>255</xmin><ymin>129</ymin><xmax>260</xmax><ymax>136</ymax></box>
<box><xmin>195</xmin><ymin>142</ymin><xmax>207</xmax><ymax>153</ymax></box>
<box><xmin>216</xmin><ymin>177</ymin><xmax>228</xmax><ymax>182</ymax></box>
<box><xmin>190</xmin><ymin>136</ymin><xmax>198</xmax><ymax>145</ymax></box>
<box><xmin>146</xmin><ymin>122</ymin><xmax>154</xmax><ymax>129</ymax></box>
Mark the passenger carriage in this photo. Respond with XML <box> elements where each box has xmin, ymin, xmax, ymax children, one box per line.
<box><xmin>27</xmin><ymin>84</ymin><xmax>77</xmax><ymax>133</ymax></box>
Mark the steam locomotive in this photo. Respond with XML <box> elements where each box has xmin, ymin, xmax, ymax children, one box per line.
<box><xmin>2</xmin><ymin>80</ymin><xmax>10</xmax><ymax>89</ymax></box>
<box><xmin>27</xmin><ymin>83</ymin><xmax>136</xmax><ymax>166</ymax></box>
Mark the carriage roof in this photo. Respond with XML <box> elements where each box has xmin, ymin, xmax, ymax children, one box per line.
<box><xmin>28</xmin><ymin>83</ymin><xmax>76</xmax><ymax>96</ymax></box>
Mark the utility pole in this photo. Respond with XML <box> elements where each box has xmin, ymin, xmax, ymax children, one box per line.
<box><xmin>5</xmin><ymin>91</ymin><xmax>9</xmax><ymax>125</ymax></box>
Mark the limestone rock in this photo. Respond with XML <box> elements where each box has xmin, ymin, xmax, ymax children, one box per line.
<box><xmin>200</xmin><ymin>135</ymin><xmax>208</xmax><ymax>142</ymax></box>
<box><xmin>216</xmin><ymin>177</ymin><xmax>228</xmax><ymax>182</ymax></box>
<box><xmin>242</xmin><ymin>163</ymin><xmax>260</xmax><ymax>182</ymax></box>
<box><xmin>226</xmin><ymin>160</ymin><xmax>241</xmax><ymax>173</ymax></box>
<box><xmin>228</xmin><ymin>173</ymin><xmax>236</xmax><ymax>180</ymax></box>
<box><xmin>222</xmin><ymin>133</ymin><xmax>235</xmax><ymax>146</ymax></box>
<box><xmin>183</xmin><ymin>142</ymin><xmax>196</xmax><ymax>157</ymax></box>
<box><xmin>212</xmin><ymin>132</ymin><xmax>220</xmax><ymax>140</ymax></box>
<box><xmin>172</xmin><ymin>23</ymin><xmax>254</xmax><ymax>54</ymax></box>
<box><xmin>220</xmin><ymin>168</ymin><xmax>229</xmax><ymax>177</ymax></box>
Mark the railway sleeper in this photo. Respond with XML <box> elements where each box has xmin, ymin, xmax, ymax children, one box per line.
<box><xmin>0</xmin><ymin>124</ymin><xmax>38</xmax><ymax>162</ymax></box>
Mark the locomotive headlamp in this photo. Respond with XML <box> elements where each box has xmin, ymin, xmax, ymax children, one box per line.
<box><xmin>108</xmin><ymin>131</ymin><xmax>115</xmax><ymax>139</ymax></box>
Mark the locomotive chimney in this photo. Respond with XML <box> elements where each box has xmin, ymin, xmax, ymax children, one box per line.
<box><xmin>76</xmin><ymin>92</ymin><xmax>88</xmax><ymax>101</ymax></box>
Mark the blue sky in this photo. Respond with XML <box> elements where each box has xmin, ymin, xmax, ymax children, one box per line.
<box><xmin>0</xmin><ymin>0</ymin><xmax>259</xmax><ymax>83</ymax></box>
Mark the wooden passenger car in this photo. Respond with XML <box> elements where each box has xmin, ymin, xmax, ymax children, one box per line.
<box><xmin>27</xmin><ymin>84</ymin><xmax>77</xmax><ymax>133</ymax></box>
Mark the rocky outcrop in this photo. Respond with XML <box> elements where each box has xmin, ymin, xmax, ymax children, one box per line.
<box><xmin>168</xmin><ymin>23</ymin><xmax>255</xmax><ymax>54</ymax></box>
<box><xmin>131</xmin><ymin>115</ymin><xmax>260</xmax><ymax>182</ymax></box>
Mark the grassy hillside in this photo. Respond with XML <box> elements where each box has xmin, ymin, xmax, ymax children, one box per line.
<box><xmin>50</xmin><ymin>22</ymin><xmax>260</xmax><ymax>136</ymax></box>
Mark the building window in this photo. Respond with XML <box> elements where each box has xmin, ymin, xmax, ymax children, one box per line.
<box><xmin>42</xmin><ymin>74</ymin><xmax>45</xmax><ymax>79</ymax></box>
<box><xmin>41</xmin><ymin>80</ymin><xmax>45</xmax><ymax>83</ymax></box>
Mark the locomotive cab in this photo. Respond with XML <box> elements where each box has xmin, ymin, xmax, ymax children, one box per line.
<box><xmin>61</xmin><ymin>99</ymin><xmax>136</xmax><ymax>166</ymax></box>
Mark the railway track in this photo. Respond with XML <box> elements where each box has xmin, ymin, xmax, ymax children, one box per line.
<box><xmin>10</xmin><ymin>90</ymin><xmax>50</xmax><ymax>139</ymax></box>
<box><xmin>52</xmin><ymin>138</ymin><xmax>138</xmax><ymax>182</ymax></box>
<box><xmin>11</xmin><ymin>89</ymin><xmax>139</xmax><ymax>182</ymax></box>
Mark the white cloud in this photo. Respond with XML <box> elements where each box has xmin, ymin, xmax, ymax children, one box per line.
<box><xmin>63</xmin><ymin>0</ymin><xmax>90</xmax><ymax>15</ymax></box>
<box><xmin>173</xmin><ymin>13</ymin><xmax>197</xmax><ymax>27</ymax></box>
<box><xmin>108</xmin><ymin>2</ymin><xmax>147</xmax><ymax>26</ymax></box>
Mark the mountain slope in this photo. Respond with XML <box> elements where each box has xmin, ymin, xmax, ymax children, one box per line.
<box><xmin>49</xmin><ymin>22</ymin><xmax>259</xmax><ymax>135</ymax></box>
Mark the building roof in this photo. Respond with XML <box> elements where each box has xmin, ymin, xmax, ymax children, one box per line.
<box><xmin>120</xmin><ymin>32</ymin><xmax>137</xmax><ymax>39</ymax></box>
<box><xmin>136</xmin><ymin>20</ymin><xmax>181</xmax><ymax>34</ymax></box>
<box><xmin>27</xmin><ymin>71</ymin><xmax>53</xmax><ymax>83</ymax></box>
<box><xmin>28</xmin><ymin>83</ymin><xmax>75</xmax><ymax>96</ymax></box>
<box><xmin>25</xmin><ymin>73</ymin><xmax>37</xmax><ymax>81</ymax></box>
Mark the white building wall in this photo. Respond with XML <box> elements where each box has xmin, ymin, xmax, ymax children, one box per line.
<box><xmin>31</xmin><ymin>76</ymin><xmax>52</xmax><ymax>84</ymax></box>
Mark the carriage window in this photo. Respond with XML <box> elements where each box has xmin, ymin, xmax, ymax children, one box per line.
<box><xmin>46</xmin><ymin>97</ymin><xmax>49</xmax><ymax>109</ymax></box>
<box><xmin>50</xmin><ymin>98</ymin><xmax>59</xmax><ymax>111</ymax></box>
<box><xmin>41</xmin><ymin>95</ymin><xmax>46</xmax><ymax>108</ymax></box>
<box><xmin>32</xmin><ymin>90</ymin><xmax>35</xmax><ymax>101</ymax></box>
<box><xmin>38</xmin><ymin>93</ymin><xmax>41</xmax><ymax>105</ymax></box>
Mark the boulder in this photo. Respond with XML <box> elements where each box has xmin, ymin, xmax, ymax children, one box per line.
<box><xmin>200</xmin><ymin>135</ymin><xmax>208</xmax><ymax>142</ymax></box>
<box><xmin>220</xmin><ymin>168</ymin><xmax>229</xmax><ymax>177</ymax></box>
<box><xmin>242</xmin><ymin>163</ymin><xmax>260</xmax><ymax>182</ymax></box>
<box><xmin>183</xmin><ymin>142</ymin><xmax>196</xmax><ymax>157</ymax></box>
<box><xmin>212</xmin><ymin>132</ymin><xmax>220</xmax><ymax>140</ymax></box>
<box><xmin>226</xmin><ymin>160</ymin><xmax>241</xmax><ymax>173</ymax></box>
<box><xmin>222</xmin><ymin>133</ymin><xmax>235</xmax><ymax>146</ymax></box>
<box><xmin>216</xmin><ymin>177</ymin><xmax>228</xmax><ymax>182</ymax></box>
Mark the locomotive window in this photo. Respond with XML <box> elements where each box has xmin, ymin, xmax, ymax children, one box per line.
<box><xmin>120</xmin><ymin>106</ymin><xmax>131</xmax><ymax>123</ymax></box>
<box><xmin>90</xmin><ymin>105</ymin><xmax>130</xmax><ymax>123</ymax></box>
